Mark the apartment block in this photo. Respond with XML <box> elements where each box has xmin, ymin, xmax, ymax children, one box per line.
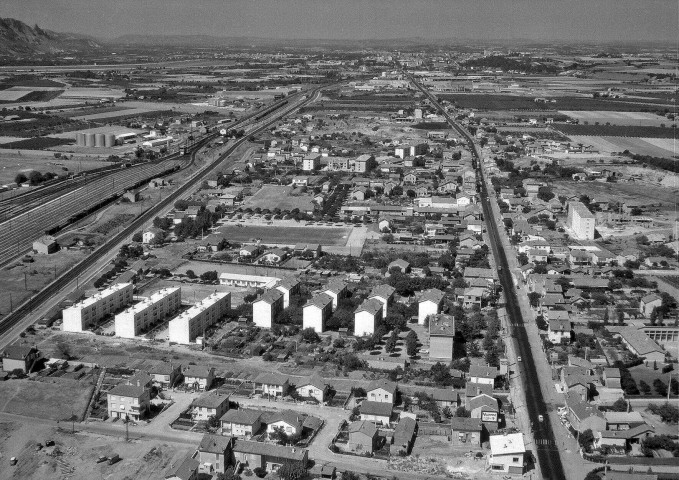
<box><xmin>62</xmin><ymin>283</ymin><xmax>133</xmax><ymax>332</ymax></box>
<box><xmin>115</xmin><ymin>287</ymin><xmax>182</xmax><ymax>338</ymax></box>
<box><xmin>168</xmin><ymin>292</ymin><xmax>231</xmax><ymax>344</ymax></box>
<box><xmin>567</xmin><ymin>201</ymin><xmax>595</xmax><ymax>240</ymax></box>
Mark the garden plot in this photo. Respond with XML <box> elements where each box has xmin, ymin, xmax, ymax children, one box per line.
<box><xmin>560</xmin><ymin>110</ymin><xmax>670</xmax><ymax>126</ymax></box>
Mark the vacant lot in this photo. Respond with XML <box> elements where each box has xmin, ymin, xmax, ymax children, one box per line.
<box><xmin>218</xmin><ymin>224</ymin><xmax>351</xmax><ymax>246</ymax></box>
<box><xmin>553</xmin><ymin>179</ymin><xmax>679</xmax><ymax>210</ymax></box>
<box><xmin>0</xmin><ymin>379</ymin><xmax>93</xmax><ymax>421</ymax></box>
<box><xmin>440</xmin><ymin>94</ymin><xmax>674</xmax><ymax>112</ymax></box>
<box><xmin>567</xmin><ymin>135</ymin><xmax>679</xmax><ymax>158</ymax></box>
<box><xmin>243</xmin><ymin>185</ymin><xmax>315</xmax><ymax>212</ymax></box>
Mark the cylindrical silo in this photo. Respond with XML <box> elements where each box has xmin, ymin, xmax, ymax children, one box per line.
<box><xmin>76</xmin><ymin>133</ymin><xmax>86</xmax><ymax>146</ymax></box>
<box><xmin>104</xmin><ymin>134</ymin><xmax>115</xmax><ymax>147</ymax></box>
<box><xmin>94</xmin><ymin>133</ymin><xmax>105</xmax><ymax>147</ymax></box>
<box><xmin>85</xmin><ymin>133</ymin><xmax>96</xmax><ymax>147</ymax></box>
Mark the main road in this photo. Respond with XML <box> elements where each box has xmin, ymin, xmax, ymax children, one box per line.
<box><xmin>408</xmin><ymin>73</ymin><xmax>566</xmax><ymax>480</ymax></box>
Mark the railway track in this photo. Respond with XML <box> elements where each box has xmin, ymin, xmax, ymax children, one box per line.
<box><xmin>0</xmin><ymin>85</ymin><xmax>324</xmax><ymax>338</ymax></box>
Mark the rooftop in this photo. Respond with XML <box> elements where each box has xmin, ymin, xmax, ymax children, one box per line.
<box><xmin>429</xmin><ymin>314</ymin><xmax>455</xmax><ymax>336</ymax></box>
<box><xmin>360</xmin><ymin>400</ymin><xmax>393</xmax><ymax>417</ymax></box>
<box><xmin>489</xmin><ymin>432</ymin><xmax>526</xmax><ymax>456</ymax></box>
<box><xmin>220</xmin><ymin>408</ymin><xmax>262</xmax><ymax>425</ymax></box>
<box><xmin>192</xmin><ymin>390</ymin><xmax>230</xmax><ymax>409</ymax></box>
<box><xmin>198</xmin><ymin>434</ymin><xmax>233</xmax><ymax>454</ymax></box>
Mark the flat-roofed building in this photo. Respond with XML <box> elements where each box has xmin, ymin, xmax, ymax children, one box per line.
<box><xmin>63</xmin><ymin>283</ymin><xmax>133</xmax><ymax>332</ymax></box>
<box><xmin>567</xmin><ymin>201</ymin><xmax>596</xmax><ymax>240</ymax></box>
<box><xmin>168</xmin><ymin>292</ymin><xmax>231</xmax><ymax>344</ymax></box>
<box><xmin>115</xmin><ymin>287</ymin><xmax>181</xmax><ymax>338</ymax></box>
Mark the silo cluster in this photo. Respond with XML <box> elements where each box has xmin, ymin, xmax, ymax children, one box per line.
<box><xmin>75</xmin><ymin>131</ymin><xmax>119</xmax><ymax>148</ymax></box>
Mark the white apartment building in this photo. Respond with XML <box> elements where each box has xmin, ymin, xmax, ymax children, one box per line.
<box><xmin>168</xmin><ymin>292</ymin><xmax>231</xmax><ymax>344</ymax></box>
<box><xmin>62</xmin><ymin>283</ymin><xmax>133</xmax><ymax>332</ymax></box>
<box><xmin>567</xmin><ymin>201</ymin><xmax>595</xmax><ymax>240</ymax></box>
<box><xmin>114</xmin><ymin>287</ymin><xmax>182</xmax><ymax>338</ymax></box>
<box><xmin>252</xmin><ymin>289</ymin><xmax>285</xmax><ymax>329</ymax></box>
<box><xmin>302</xmin><ymin>154</ymin><xmax>321</xmax><ymax>171</ymax></box>
<box><xmin>302</xmin><ymin>293</ymin><xmax>333</xmax><ymax>333</ymax></box>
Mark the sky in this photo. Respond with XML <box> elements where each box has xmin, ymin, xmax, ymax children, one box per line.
<box><xmin>2</xmin><ymin>0</ymin><xmax>677</xmax><ymax>43</ymax></box>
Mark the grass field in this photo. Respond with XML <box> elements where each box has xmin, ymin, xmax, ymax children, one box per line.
<box><xmin>218</xmin><ymin>224</ymin><xmax>351</xmax><ymax>245</ymax></box>
<box><xmin>243</xmin><ymin>185</ymin><xmax>315</xmax><ymax>212</ymax></box>
<box><xmin>556</xmin><ymin>124</ymin><xmax>679</xmax><ymax>138</ymax></box>
<box><xmin>0</xmin><ymin>379</ymin><xmax>93</xmax><ymax>421</ymax></box>
<box><xmin>0</xmin><ymin>152</ymin><xmax>114</xmax><ymax>184</ymax></box>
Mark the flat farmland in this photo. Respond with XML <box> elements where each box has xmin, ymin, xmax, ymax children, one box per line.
<box><xmin>218</xmin><ymin>224</ymin><xmax>351</xmax><ymax>245</ymax></box>
<box><xmin>70</xmin><ymin>107</ymin><xmax>164</xmax><ymax>121</ymax></box>
<box><xmin>553</xmin><ymin>179</ymin><xmax>679</xmax><ymax>209</ymax></box>
<box><xmin>556</xmin><ymin>124</ymin><xmax>678</xmax><ymax>138</ymax></box>
<box><xmin>568</xmin><ymin>135</ymin><xmax>678</xmax><ymax>158</ymax></box>
<box><xmin>559</xmin><ymin>110</ymin><xmax>671</xmax><ymax>126</ymax></box>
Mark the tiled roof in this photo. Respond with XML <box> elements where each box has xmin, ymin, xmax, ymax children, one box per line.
<box><xmin>220</xmin><ymin>408</ymin><xmax>262</xmax><ymax>425</ymax></box>
<box><xmin>360</xmin><ymin>401</ymin><xmax>393</xmax><ymax>417</ymax></box>
<box><xmin>348</xmin><ymin>420</ymin><xmax>377</xmax><ymax>437</ymax></box>
<box><xmin>366</xmin><ymin>379</ymin><xmax>397</xmax><ymax>395</ymax></box>
<box><xmin>198</xmin><ymin>434</ymin><xmax>233</xmax><ymax>454</ymax></box>
<box><xmin>231</xmin><ymin>440</ymin><xmax>307</xmax><ymax>461</ymax></box>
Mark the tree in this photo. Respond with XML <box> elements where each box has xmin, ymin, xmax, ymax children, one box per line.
<box><xmin>269</xmin><ymin>426</ymin><xmax>289</xmax><ymax>445</ymax></box>
<box><xmin>186</xmin><ymin>269</ymin><xmax>197</xmax><ymax>279</ymax></box>
<box><xmin>406</xmin><ymin>331</ymin><xmax>418</xmax><ymax>357</ymax></box>
<box><xmin>200</xmin><ymin>270</ymin><xmax>219</xmax><ymax>282</ymax></box>
<box><xmin>578</xmin><ymin>429</ymin><xmax>594</xmax><ymax>451</ymax></box>
<box><xmin>528</xmin><ymin>292</ymin><xmax>541</xmax><ymax>308</ymax></box>
<box><xmin>131</xmin><ymin>231</ymin><xmax>143</xmax><ymax>243</ymax></box>
<box><xmin>15</xmin><ymin>173</ymin><xmax>28</xmax><ymax>184</ymax></box>
<box><xmin>207</xmin><ymin>415</ymin><xmax>220</xmax><ymax>429</ymax></box>
<box><xmin>610</xmin><ymin>398</ymin><xmax>627</xmax><ymax>412</ymax></box>
<box><xmin>639</xmin><ymin>380</ymin><xmax>652</xmax><ymax>395</ymax></box>
<box><xmin>385</xmin><ymin>329</ymin><xmax>398</xmax><ymax>353</ymax></box>
<box><xmin>301</xmin><ymin>327</ymin><xmax>320</xmax><ymax>343</ymax></box>
<box><xmin>56</xmin><ymin>342</ymin><xmax>71</xmax><ymax>360</ymax></box>
<box><xmin>277</xmin><ymin>461</ymin><xmax>307</xmax><ymax>480</ymax></box>
<box><xmin>455</xmin><ymin>406</ymin><xmax>471</xmax><ymax>417</ymax></box>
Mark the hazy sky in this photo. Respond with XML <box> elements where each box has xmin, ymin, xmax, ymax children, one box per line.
<box><xmin>2</xmin><ymin>0</ymin><xmax>677</xmax><ymax>42</ymax></box>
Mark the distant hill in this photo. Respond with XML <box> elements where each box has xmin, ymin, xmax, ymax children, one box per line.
<box><xmin>0</xmin><ymin>17</ymin><xmax>101</xmax><ymax>56</ymax></box>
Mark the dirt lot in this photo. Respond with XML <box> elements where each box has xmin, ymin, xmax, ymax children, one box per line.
<box><xmin>553</xmin><ymin>179</ymin><xmax>679</xmax><ymax>211</ymax></box>
<box><xmin>217</xmin><ymin>224</ymin><xmax>351</xmax><ymax>246</ymax></box>
<box><xmin>0</xmin><ymin>420</ymin><xmax>191</xmax><ymax>480</ymax></box>
<box><xmin>0</xmin><ymin>379</ymin><xmax>93</xmax><ymax>421</ymax></box>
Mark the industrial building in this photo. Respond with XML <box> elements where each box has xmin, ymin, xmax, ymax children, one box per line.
<box><xmin>567</xmin><ymin>201</ymin><xmax>596</xmax><ymax>240</ymax></box>
<box><xmin>168</xmin><ymin>291</ymin><xmax>231</xmax><ymax>344</ymax></box>
<box><xmin>62</xmin><ymin>283</ymin><xmax>134</xmax><ymax>332</ymax></box>
<box><xmin>114</xmin><ymin>287</ymin><xmax>182</xmax><ymax>338</ymax></box>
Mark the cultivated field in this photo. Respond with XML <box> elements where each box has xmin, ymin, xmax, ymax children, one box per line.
<box><xmin>70</xmin><ymin>107</ymin><xmax>164</xmax><ymax>121</ymax></box>
<box><xmin>556</xmin><ymin>124</ymin><xmax>678</xmax><ymax>138</ymax></box>
<box><xmin>0</xmin><ymin>379</ymin><xmax>93</xmax><ymax>421</ymax></box>
<box><xmin>568</xmin><ymin>135</ymin><xmax>678</xmax><ymax>158</ymax></box>
<box><xmin>218</xmin><ymin>224</ymin><xmax>351</xmax><ymax>245</ymax></box>
<box><xmin>559</xmin><ymin>110</ymin><xmax>671</xmax><ymax>126</ymax></box>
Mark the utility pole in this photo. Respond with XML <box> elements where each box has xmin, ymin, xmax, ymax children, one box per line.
<box><xmin>125</xmin><ymin>414</ymin><xmax>129</xmax><ymax>441</ymax></box>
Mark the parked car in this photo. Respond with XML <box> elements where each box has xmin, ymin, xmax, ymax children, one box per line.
<box><xmin>108</xmin><ymin>454</ymin><xmax>120</xmax><ymax>465</ymax></box>
<box><xmin>96</xmin><ymin>456</ymin><xmax>108</xmax><ymax>464</ymax></box>
<box><xmin>10</xmin><ymin>457</ymin><xmax>18</xmax><ymax>466</ymax></box>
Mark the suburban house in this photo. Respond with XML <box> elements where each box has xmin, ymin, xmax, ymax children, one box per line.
<box><xmin>302</xmin><ymin>293</ymin><xmax>333</xmax><ymax>333</ymax></box>
<box><xmin>468</xmin><ymin>365</ymin><xmax>498</xmax><ymax>385</ymax></box>
<box><xmin>388</xmin><ymin>259</ymin><xmax>411</xmax><ymax>273</ymax></box>
<box><xmin>142</xmin><ymin>227</ymin><xmax>164</xmax><ymax>244</ymax></box>
<box><xmin>639</xmin><ymin>294</ymin><xmax>662</xmax><ymax>317</ymax></box>
<box><xmin>1</xmin><ymin>345</ymin><xmax>40</xmax><ymax>373</ymax></box>
<box><xmin>33</xmin><ymin>235</ymin><xmax>58</xmax><ymax>254</ymax></box>
<box><xmin>431</xmin><ymin>389</ymin><xmax>459</xmax><ymax>409</ymax></box>
<box><xmin>183</xmin><ymin>365</ymin><xmax>215</xmax><ymax>391</ymax></box>
<box><xmin>347</xmin><ymin>420</ymin><xmax>378</xmax><ymax>454</ymax></box>
<box><xmin>107</xmin><ymin>383</ymin><xmax>151</xmax><ymax>421</ymax></box>
<box><xmin>451</xmin><ymin>417</ymin><xmax>484</xmax><ymax>446</ymax></box>
<box><xmin>418</xmin><ymin>288</ymin><xmax>445</xmax><ymax>324</ymax></box>
<box><xmin>366</xmin><ymin>379</ymin><xmax>398</xmax><ymax>405</ymax></box>
<box><xmin>354</xmin><ymin>298</ymin><xmax>383</xmax><ymax>337</ymax></box>
<box><xmin>594</xmin><ymin>425</ymin><xmax>655</xmax><ymax>451</ymax></box>
<box><xmin>565</xmin><ymin>392</ymin><xmax>606</xmax><ymax>435</ymax></box>
<box><xmin>253</xmin><ymin>289</ymin><xmax>285</xmax><ymax>329</ymax></box>
<box><xmin>191</xmin><ymin>390</ymin><xmax>231</xmax><ymax>421</ymax></box>
<box><xmin>548</xmin><ymin>319</ymin><xmax>572</xmax><ymax>344</ymax></box>
<box><xmin>295</xmin><ymin>375</ymin><xmax>330</xmax><ymax>403</ymax></box>
<box><xmin>239</xmin><ymin>245</ymin><xmax>261</xmax><ymax>258</ymax></box>
<box><xmin>253</xmin><ymin>372</ymin><xmax>290</xmax><ymax>397</ymax></box>
<box><xmin>197</xmin><ymin>434</ymin><xmax>234</xmax><ymax>475</ymax></box>
<box><xmin>220</xmin><ymin>409</ymin><xmax>263</xmax><ymax>438</ymax></box>
<box><xmin>360</xmin><ymin>400</ymin><xmax>392</xmax><ymax>425</ymax></box>
<box><xmin>231</xmin><ymin>440</ymin><xmax>308</xmax><ymax>474</ymax></box>
<box><xmin>603</xmin><ymin>368</ymin><xmax>622</xmax><ymax>389</ymax></box>
<box><xmin>469</xmin><ymin>394</ymin><xmax>500</xmax><ymax>430</ymax></box>
<box><xmin>392</xmin><ymin>416</ymin><xmax>417</xmax><ymax>455</ymax></box>
<box><xmin>368</xmin><ymin>284</ymin><xmax>396</xmax><ymax>317</ymax></box>
<box><xmin>488</xmin><ymin>433</ymin><xmax>526</xmax><ymax>474</ymax></box>
<box><xmin>150</xmin><ymin>363</ymin><xmax>182</xmax><ymax>389</ymax></box>
<box><xmin>266</xmin><ymin>410</ymin><xmax>304</xmax><ymax>438</ymax></box>
<box><xmin>165</xmin><ymin>454</ymin><xmax>199</xmax><ymax>480</ymax></box>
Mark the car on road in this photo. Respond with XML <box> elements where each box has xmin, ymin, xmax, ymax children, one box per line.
<box><xmin>517</xmin><ymin>356</ymin><xmax>522</xmax><ymax>362</ymax></box>
<box><xmin>10</xmin><ymin>457</ymin><xmax>18</xmax><ymax>466</ymax></box>
<box><xmin>538</xmin><ymin>415</ymin><xmax>544</xmax><ymax>422</ymax></box>
<box><xmin>96</xmin><ymin>456</ymin><xmax>108</xmax><ymax>464</ymax></box>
